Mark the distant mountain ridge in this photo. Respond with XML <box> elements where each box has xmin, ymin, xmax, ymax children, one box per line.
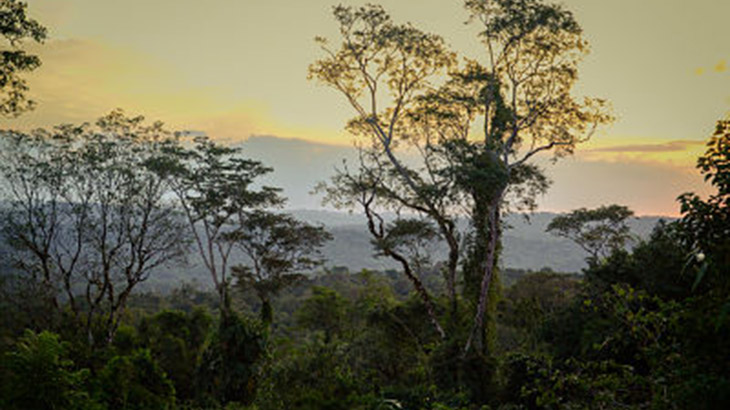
<box><xmin>0</xmin><ymin>207</ymin><xmax>672</xmax><ymax>291</ymax></box>
<box><xmin>287</xmin><ymin>209</ymin><xmax>670</xmax><ymax>274</ymax></box>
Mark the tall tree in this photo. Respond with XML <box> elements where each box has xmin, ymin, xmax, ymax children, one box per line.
<box><xmin>164</xmin><ymin>135</ymin><xmax>284</xmax><ymax>310</ymax></box>
<box><xmin>230</xmin><ymin>210</ymin><xmax>331</xmax><ymax>324</ymax></box>
<box><xmin>0</xmin><ymin>110</ymin><xmax>188</xmax><ymax>346</ymax></box>
<box><xmin>310</xmin><ymin>0</ymin><xmax>610</xmax><ymax>353</ymax></box>
<box><xmin>0</xmin><ymin>0</ymin><xmax>46</xmax><ymax>116</ymax></box>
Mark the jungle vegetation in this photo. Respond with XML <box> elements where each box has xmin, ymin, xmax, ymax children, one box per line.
<box><xmin>1</xmin><ymin>0</ymin><xmax>728</xmax><ymax>409</ymax></box>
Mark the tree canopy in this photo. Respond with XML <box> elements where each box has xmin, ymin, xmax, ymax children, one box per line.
<box><xmin>162</xmin><ymin>134</ymin><xmax>284</xmax><ymax>309</ymax></box>
<box><xmin>0</xmin><ymin>110</ymin><xmax>189</xmax><ymax>345</ymax></box>
<box><xmin>311</xmin><ymin>0</ymin><xmax>611</xmax><ymax>353</ymax></box>
<box><xmin>546</xmin><ymin>204</ymin><xmax>635</xmax><ymax>265</ymax></box>
<box><xmin>230</xmin><ymin>210</ymin><xmax>332</xmax><ymax>324</ymax></box>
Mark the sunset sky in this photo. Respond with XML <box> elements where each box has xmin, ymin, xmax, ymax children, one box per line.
<box><xmin>3</xmin><ymin>0</ymin><xmax>729</xmax><ymax>216</ymax></box>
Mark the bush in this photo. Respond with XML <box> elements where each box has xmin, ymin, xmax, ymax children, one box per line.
<box><xmin>138</xmin><ymin>308</ymin><xmax>212</xmax><ymax>400</ymax></box>
<box><xmin>97</xmin><ymin>348</ymin><xmax>176</xmax><ymax>409</ymax></box>
<box><xmin>195</xmin><ymin>311</ymin><xmax>268</xmax><ymax>407</ymax></box>
<box><xmin>0</xmin><ymin>330</ymin><xmax>99</xmax><ymax>409</ymax></box>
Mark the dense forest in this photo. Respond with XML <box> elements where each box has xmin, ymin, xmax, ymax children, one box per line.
<box><xmin>1</xmin><ymin>0</ymin><xmax>729</xmax><ymax>409</ymax></box>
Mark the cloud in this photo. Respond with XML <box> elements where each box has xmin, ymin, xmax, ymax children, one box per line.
<box><xmin>2</xmin><ymin>38</ymin><xmax>185</xmax><ymax>128</ymax></box>
<box><xmin>576</xmin><ymin>137</ymin><xmax>707</xmax><ymax>171</ymax></box>
<box><xmin>587</xmin><ymin>140</ymin><xmax>705</xmax><ymax>153</ymax></box>
<box><xmin>2</xmin><ymin>37</ymin><xmax>348</xmax><ymax>146</ymax></box>
<box><xmin>2</xmin><ymin>38</ymin><xmax>275</xmax><ymax>141</ymax></box>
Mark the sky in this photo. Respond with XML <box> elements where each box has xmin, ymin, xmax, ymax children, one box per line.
<box><xmin>3</xmin><ymin>0</ymin><xmax>729</xmax><ymax>216</ymax></box>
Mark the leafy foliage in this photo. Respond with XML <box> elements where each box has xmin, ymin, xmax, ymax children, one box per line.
<box><xmin>0</xmin><ymin>110</ymin><xmax>189</xmax><ymax>346</ymax></box>
<box><xmin>311</xmin><ymin>0</ymin><xmax>611</xmax><ymax>356</ymax></box>
<box><xmin>164</xmin><ymin>134</ymin><xmax>283</xmax><ymax>307</ymax></box>
<box><xmin>678</xmin><ymin>118</ymin><xmax>730</xmax><ymax>286</ymax></box>
<box><xmin>97</xmin><ymin>348</ymin><xmax>176</xmax><ymax>410</ymax></box>
<box><xmin>295</xmin><ymin>286</ymin><xmax>350</xmax><ymax>344</ymax></box>
<box><xmin>195</xmin><ymin>311</ymin><xmax>267</xmax><ymax>407</ymax></box>
<box><xmin>230</xmin><ymin>210</ymin><xmax>332</xmax><ymax>324</ymax></box>
<box><xmin>546</xmin><ymin>204</ymin><xmax>635</xmax><ymax>264</ymax></box>
<box><xmin>1</xmin><ymin>2</ymin><xmax>729</xmax><ymax>409</ymax></box>
<box><xmin>137</xmin><ymin>308</ymin><xmax>212</xmax><ymax>401</ymax></box>
<box><xmin>0</xmin><ymin>330</ymin><xmax>98</xmax><ymax>410</ymax></box>
<box><xmin>0</xmin><ymin>0</ymin><xmax>46</xmax><ymax>116</ymax></box>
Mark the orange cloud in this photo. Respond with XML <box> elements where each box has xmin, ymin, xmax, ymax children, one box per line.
<box><xmin>588</xmin><ymin>140</ymin><xmax>705</xmax><ymax>153</ymax></box>
<box><xmin>575</xmin><ymin>135</ymin><xmax>707</xmax><ymax>172</ymax></box>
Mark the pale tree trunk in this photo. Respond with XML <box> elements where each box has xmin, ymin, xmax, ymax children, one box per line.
<box><xmin>464</xmin><ymin>193</ymin><xmax>503</xmax><ymax>355</ymax></box>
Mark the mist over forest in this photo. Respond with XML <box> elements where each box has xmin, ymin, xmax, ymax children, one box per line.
<box><xmin>128</xmin><ymin>210</ymin><xmax>667</xmax><ymax>291</ymax></box>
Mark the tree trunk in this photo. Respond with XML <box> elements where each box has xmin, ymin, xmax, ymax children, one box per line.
<box><xmin>464</xmin><ymin>194</ymin><xmax>502</xmax><ymax>355</ymax></box>
<box><xmin>260</xmin><ymin>297</ymin><xmax>273</xmax><ymax>325</ymax></box>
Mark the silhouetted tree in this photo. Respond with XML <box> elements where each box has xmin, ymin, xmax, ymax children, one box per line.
<box><xmin>229</xmin><ymin>210</ymin><xmax>331</xmax><ymax>324</ymax></box>
<box><xmin>546</xmin><ymin>204</ymin><xmax>635</xmax><ymax>266</ymax></box>
<box><xmin>163</xmin><ymin>135</ymin><xmax>283</xmax><ymax>310</ymax></box>
<box><xmin>0</xmin><ymin>0</ymin><xmax>46</xmax><ymax>116</ymax></box>
<box><xmin>678</xmin><ymin>118</ymin><xmax>730</xmax><ymax>286</ymax></box>
<box><xmin>0</xmin><ymin>110</ymin><xmax>188</xmax><ymax>346</ymax></box>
